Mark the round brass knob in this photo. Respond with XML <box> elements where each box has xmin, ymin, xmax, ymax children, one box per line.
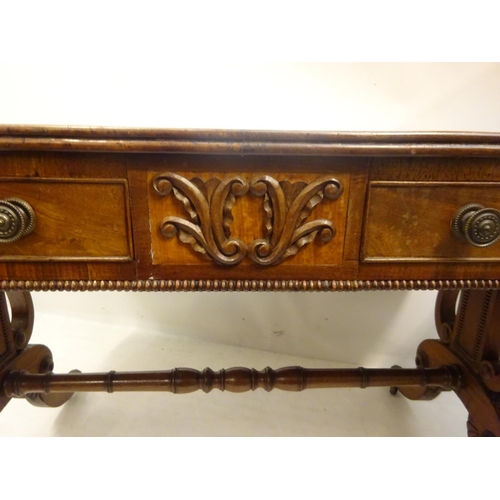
<box><xmin>0</xmin><ymin>198</ymin><xmax>36</xmax><ymax>243</ymax></box>
<box><xmin>451</xmin><ymin>203</ymin><xmax>500</xmax><ymax>247</ymax></box>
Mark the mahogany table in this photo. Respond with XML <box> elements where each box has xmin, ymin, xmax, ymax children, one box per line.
<box><xmin>1</xmin><ymin>126</ymin><xmax>500</xmax><ymax>436</ymax></box>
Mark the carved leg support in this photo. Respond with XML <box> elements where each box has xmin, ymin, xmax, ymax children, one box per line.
<box><xmin>0</xmin><ymin>289</ymin><xmax>463</xmax><ymax>405</ymax></box>
<box><xmin>2</xmin><ymin>365</ymin><xmax>461</xmax><ymax>396</ymax></box>
<box><xmin>2</xmin><ymin>289</ymin><xmax>499</xmax><ymax>437</ymax></box>
<box><xmin>391</xmin><ymin>289</ymin><xmax>500</xmax><ymax>437</ymax></box>
<box><xmin>0</xmin><ymin>291</ymin><xmax>78</xmax><ymax>410</ymax></box>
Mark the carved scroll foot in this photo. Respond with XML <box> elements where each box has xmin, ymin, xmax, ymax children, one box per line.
<box><xmin>21</xmin><ymin>370</ymin><xmax>82</xmax><ymax>408</ymax></box>
<box><xmin>392</xmin><ymin>290</ymin><xmax>500</xmax><ymax>436</ymax></box>
<box><xmin>0</xmin><ymin>291</ymin><xmax>79</xmax><ymax>411</ymax></box>
<box><xmin>0</xmin><ymin>345</ymin><xmax>81</xmax><ymax>410</ymax></box>
<box><xmin>389</xmin><ymin>363</ymin><xmax>443</xmax><ymax>401</ymax></box>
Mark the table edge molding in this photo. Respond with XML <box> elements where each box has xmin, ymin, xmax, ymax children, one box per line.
<box><xmin>1</xmin><ymin>126</ymin><xmax>500</xmax><ymax>156</ymax></box>
<box><xmin>1</xmin><ymin>279</ymin><xmax>500</xmax><ymax>292</ymax></box>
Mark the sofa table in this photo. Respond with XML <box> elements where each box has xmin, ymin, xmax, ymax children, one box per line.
<box><xmin>1</xmin><ymin>126</ymin><xmax>500</xmax><ymax>436</ymax></box>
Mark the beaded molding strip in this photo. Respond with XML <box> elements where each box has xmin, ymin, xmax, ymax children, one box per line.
<box><xmin>1</xmin><ymin>279</ymin><xmax>500</xmax><ymax>292</ymax></box>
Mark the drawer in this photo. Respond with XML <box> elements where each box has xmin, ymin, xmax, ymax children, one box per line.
<box><xmin>147</xmin><ymin>171</ymin><xmax>349</xmax><ymax>268</ymax></box>
<box><xmin>0</xmin><ymin>179</ymin><xmax>133</xmax><ymax>261</ymax></box>
<box><xmin>362</xmin><ymin>181</ymin><xmax>500</xmax><ymax>262</ymax></box>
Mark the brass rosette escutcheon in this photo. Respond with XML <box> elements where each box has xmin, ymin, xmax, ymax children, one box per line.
<box><xmin>0</xmin><ymin>198</ymin><xmax>36</xmax><ymax>244</ymax></box>
<box><xmin>451</xmin><ymin>203</ymin><xmax>500</xmax><ymax>248</ymax></box>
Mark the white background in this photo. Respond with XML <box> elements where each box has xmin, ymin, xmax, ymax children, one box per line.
<box><xmin>1</xmin><ymin>62</ymin><xmax>498</xmax><ymax>437</ymax></box>
<box><xmin>1</xmin><ymin>3</ymin><xmax>499</xmax><ymax>498</ymax></box>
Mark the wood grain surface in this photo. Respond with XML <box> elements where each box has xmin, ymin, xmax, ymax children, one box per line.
<box><xmin>0</xmin><ymin>127</ymin><xmax>500</xmax><ymax>285</ymax></box>
<box><xmin>363</xmin><ymin>182</ymin><xmax>500</xmax><ymax>262</ymax></box>
<box><xmin>148</xmin><ymin>171</ymin><xmax>349</xmax><ymax>267</ymax></box>
<box><xmin>0</xmin><ymin>179</ymin><xmax>133</xmax><ymax>261</ymax></box>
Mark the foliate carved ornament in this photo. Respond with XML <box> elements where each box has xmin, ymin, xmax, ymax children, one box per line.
<box><xmin>153</xmin><ymin>173</ymin><xmax>248</xmax><ymax>265</ymax></box>
<box><xmin>248</xmin><ymin>175</ymin><xmax>343</xmax><ymax>265</ymax></box>
<box><xmin>153</xmin><ymin>172</ymin><xmax>343</xmax><ymax>266</ymax></box>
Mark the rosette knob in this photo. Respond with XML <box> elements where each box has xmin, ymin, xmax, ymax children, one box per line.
<box><xmin>451</xmin><ymin>203</ymin><xmax>500</xmax><ymax>248</ymax></box>
<box><xmin>0</xmin><ymin>198</ymin><xmax>36</xmax><ymax>243</ymax></box>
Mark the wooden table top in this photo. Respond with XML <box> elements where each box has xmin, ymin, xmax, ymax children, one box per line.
<box><xmin>1</xmin><ymin>126</ymin><xmax>500</xmax><ymax>291</ymax></box>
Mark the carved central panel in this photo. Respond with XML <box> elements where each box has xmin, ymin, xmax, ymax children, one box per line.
<box><xmin>152</xmin><ymin>173</ymin><xmax>344</xmax><ymax>266</ymax></box>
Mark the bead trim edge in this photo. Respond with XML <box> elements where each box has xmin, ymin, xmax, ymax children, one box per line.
<box><xmin>1</xmin><ymin>279</ymin><xmax>500</xmax><ymax>292</ymax></box>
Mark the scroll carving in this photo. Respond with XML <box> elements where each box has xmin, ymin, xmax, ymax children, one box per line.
<box><xmin>153</xmin><ymin>173</ymin><xmax>248</xmax><ymax>265</ymax></box>
<box><xmin>153</xmin><ymin>172</ymin><xmax>343</xmax><ymax>266</ymax></box>
<box><xmin>248</xmin><ymin>176</ymin><xmax>343</xmax><ymax>265</ymax></box>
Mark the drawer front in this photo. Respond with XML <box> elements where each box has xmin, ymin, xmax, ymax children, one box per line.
<box><xmin>148</xmin><ymin>171</ymin><xmax>349</xmax><ymax>268</ymax></box>
<box><xmin>0</xmin><ymin>179</ymin><xmax>133</xmax><ymax>261</ymax></box>
<box><xmin>363</xmin><ymin>181</ymin><xmax>500</xmax><ymax>262</ymax></box>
